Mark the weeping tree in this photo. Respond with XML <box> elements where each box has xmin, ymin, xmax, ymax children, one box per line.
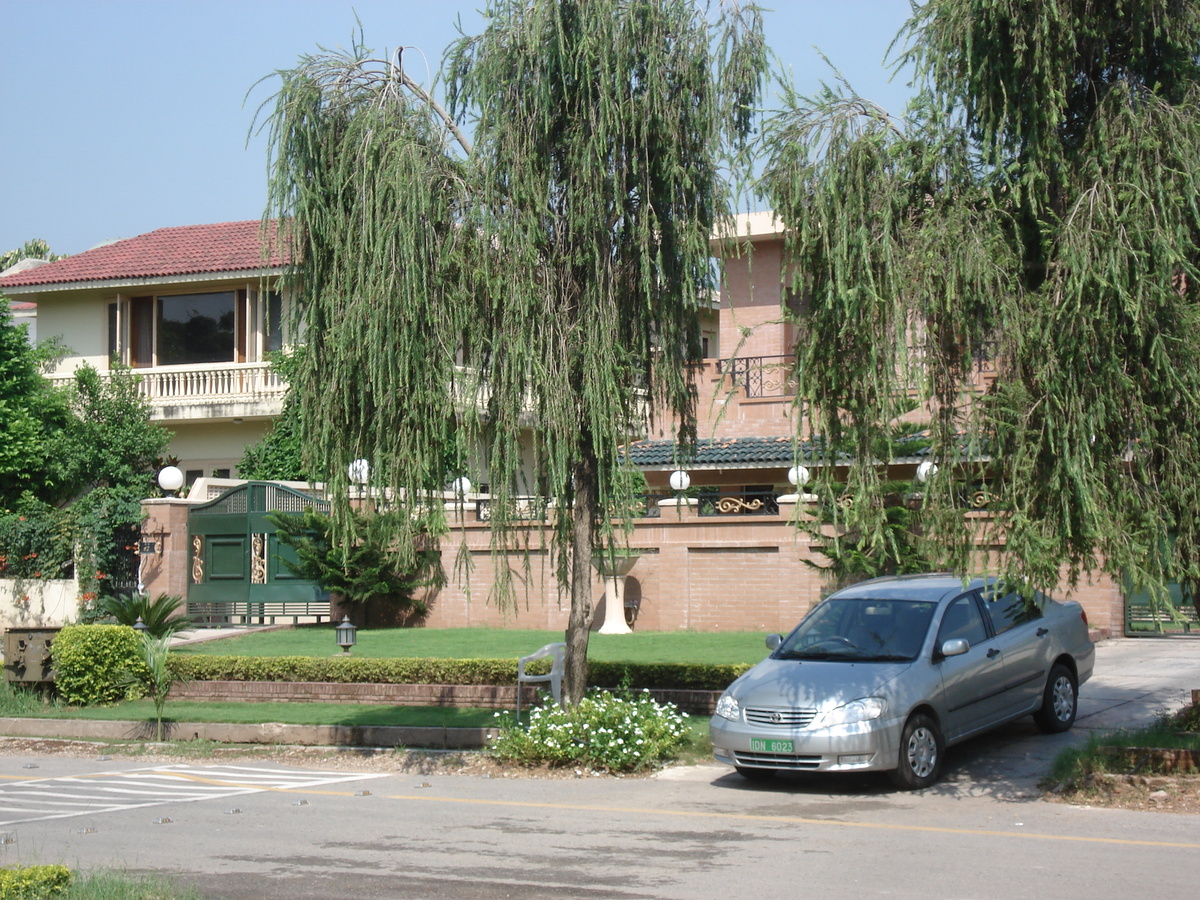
<box><xmin>760</xmin><ymin>0</ymin><xmax>1200</xmax><ymax>614</ymax></box>
<box><xmin>261</xmin><ymin>0</ymin><xmax>766</xmax><ymax>701</ymax></box>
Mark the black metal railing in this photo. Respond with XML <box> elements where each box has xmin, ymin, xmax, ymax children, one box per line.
<box><xmin>697</xmin><ymin>491</ymin><xmax>781</xmax><ymax>517</ymax></box>
<box><xmin>718</xmin><ymin>355</ymin><xmax>796</xmax><ymax>398</ymax></box>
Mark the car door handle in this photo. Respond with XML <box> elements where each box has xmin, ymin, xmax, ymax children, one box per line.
<box><xmin>987</xmin><ymin>648</ymin><xmax>1001</xmax><ymax>659</ymax></box>
<box><xmin>1037</xmin><ymin>627</ymin><xmax>1049</xmax><ymax>637</ymax></box>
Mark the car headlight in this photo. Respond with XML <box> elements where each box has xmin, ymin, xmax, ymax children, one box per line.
<box><xmin>819</xmin><ymin>697</ymin><xmax>886</xmax><ymax>728</ymax></box>
<box><xmin>714</xmin><ymin>693</ymin><xmax>741</xmax><ymax>721</ymax></box>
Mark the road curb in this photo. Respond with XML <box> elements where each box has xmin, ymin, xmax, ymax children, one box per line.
<box><xmin>0</xmin><ymin>717</ymin><xmax>498</xmax><ymax>750</ymax></box>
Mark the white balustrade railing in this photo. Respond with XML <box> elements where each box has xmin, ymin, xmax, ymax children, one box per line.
<box><xmin>47</xmin><ymin>362</ymin><xmax>287</xmax><ymax>407</ymax></box>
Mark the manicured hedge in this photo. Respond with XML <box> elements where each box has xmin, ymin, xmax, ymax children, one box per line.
<box><xmin>166</xmin><ymin>655</ymin><xmax>750</xmax><ymax>692</ymax></box>
<box><xmin>0</xmin><ymin>864</ymin><xmax>72</xmax><ymax>899</ymax></box>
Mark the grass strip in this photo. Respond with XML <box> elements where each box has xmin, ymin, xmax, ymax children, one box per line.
<box><xmin>4</xmin><ymin>698</ymin><xmax>501</xmax><ymax>728</ymax></box>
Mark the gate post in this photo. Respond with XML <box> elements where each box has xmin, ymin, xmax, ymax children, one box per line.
<box><xmin>140</xmin><ymin>498</ymin><xmax>193</xmax><ymax>600</ymax></box>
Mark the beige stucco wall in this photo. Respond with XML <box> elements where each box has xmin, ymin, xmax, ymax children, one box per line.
<box><xmin>36</xmin><ymin>290</ymin><xmax>112</xmax><ymax>372</ymax></box>
<box><xmin>0</xmin><ymin>579</ymin><xmax>79</xmax><ymax>630</ymax></box>
<box><xmin>168</xmin><ymin>420</ymin><xmax>273</xmax><ymax>476</ymax></box>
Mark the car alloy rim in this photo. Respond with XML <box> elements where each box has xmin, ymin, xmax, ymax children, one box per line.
<box><xmin>1052</xmin><ymin>676</ymin><xmax>1075</xmax><ymax>721</ymax></box>
<box><xmin>908</xmin><ymin>726</ymin><xmax>937</xmax><ymax>777</ymax></box>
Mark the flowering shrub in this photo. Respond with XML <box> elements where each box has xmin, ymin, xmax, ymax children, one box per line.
<box><xmin>0</xmin><ymin>505</ymin><xmax>74</xmax><ymax>579</ymax></box>
<box><xmin>490</xmin><ymin>689</ymin><xmax>689</xmax><ymax>772</ymax></box>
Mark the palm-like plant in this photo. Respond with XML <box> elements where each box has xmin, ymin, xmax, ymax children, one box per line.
<box><xmin>121</xmin><ymin>632</ymin><xmax>179</xmax><ymax>742</ymax></box>
<box><xmin>99</xmin><ymin>592</ymin><xmax>190</xmax><ymax>638</ymax></box>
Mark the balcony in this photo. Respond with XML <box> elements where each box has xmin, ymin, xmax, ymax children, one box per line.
<box><xmin>48</xmin><ymin>361</ymin><xmax>287</xmax><ymax>422</ymax></box>
<box><xmin>718</xmin><ymin>355</ymin><xmax>796</xmax><ymax>398</ymax></box>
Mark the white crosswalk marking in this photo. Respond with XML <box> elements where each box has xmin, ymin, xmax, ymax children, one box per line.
<box><xmin>0</xmin><ymin>764</ymin><xmax>383</xmax><ymax>826</ymax></box>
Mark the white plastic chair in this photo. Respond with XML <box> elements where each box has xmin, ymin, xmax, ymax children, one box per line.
<box><xmin>516</xmin><ymin>641</ymin><xmax>566</xmax><ymax>722</ymax></box>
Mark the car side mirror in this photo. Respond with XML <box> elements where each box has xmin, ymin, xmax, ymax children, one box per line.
<box><xmin>765</xmin><ymin>633</ymin><xmax>783</xmax><ymax>652</ymax></box>
<box><xmin>939</xmin><ymin>638</ymin><xmax>970</xmax><ymax>658</ymax></box>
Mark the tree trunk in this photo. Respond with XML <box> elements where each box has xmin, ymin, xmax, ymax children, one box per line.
<box><xmin>563</xmin><ymin>454</ymin><xmax>597</xmax><ymax>705</ymax></box>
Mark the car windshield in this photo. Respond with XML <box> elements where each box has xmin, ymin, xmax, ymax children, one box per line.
<box><xmin>774</xmin><ymin>598</ymin><xmax>938</xmax><ymax>662</ymax></box>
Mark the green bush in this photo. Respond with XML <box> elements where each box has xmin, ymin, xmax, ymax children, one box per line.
<box><xmin>52</xmin><ymin>625</ymin><xmax>150</xmax><ymax>706</ymax></box>
<box><xmin>167</xmin><ymin>654</ymin><xmax>749</xmax><ymax>691</ymax></box>
<box><xmin>490</xmin><ymin>689</ymin><xmax>689</xmax><ymax>771</ymax></box>
<box><xmin>0</xmin><ymin>864</ymin><xmax>72</xmax><ymax>899</ymax></box>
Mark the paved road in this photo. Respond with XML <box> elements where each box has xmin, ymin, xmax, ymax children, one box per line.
<box><xmin>0</xmin><ymin>638</ymin><xmax>1196</xmax><ymax>899</ymax></box>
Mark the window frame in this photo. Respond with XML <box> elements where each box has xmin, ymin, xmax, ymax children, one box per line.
<box><xmin>110</xmin><ymin>285</ymin><xmax>284</xmax><ymax>369</ymax></box>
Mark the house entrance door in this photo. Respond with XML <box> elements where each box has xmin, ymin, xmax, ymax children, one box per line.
<box><xmin>187</xmin><ymin>482</ymin><xmax>331</xmax><ymax>625</ymax></box>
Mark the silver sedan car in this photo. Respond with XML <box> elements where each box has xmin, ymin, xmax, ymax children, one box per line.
<box><xmin>710</xmin><ymin>574</ymin><xmax>1095</xmax><ymax>789</ymax></box>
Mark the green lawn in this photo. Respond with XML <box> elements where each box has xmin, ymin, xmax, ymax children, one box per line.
<box><xmin>175</xmin><ymin>625</ymin><xmax>775</xmax><ymax>665</ymax></box>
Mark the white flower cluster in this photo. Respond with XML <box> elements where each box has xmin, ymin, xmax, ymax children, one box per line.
<box><xmin>490</xmin><ymin>688</ymin><xmax>690</xmax><ymax>771</ymax></box>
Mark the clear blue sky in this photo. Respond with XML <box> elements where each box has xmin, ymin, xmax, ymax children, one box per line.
<box><xmin>1</xmin><ymin>1</ymin><xmax>917</xmax><ymax>257</ymax></box>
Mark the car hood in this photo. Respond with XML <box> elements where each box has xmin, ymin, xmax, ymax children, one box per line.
<box><xmin>725</xmin><ymin>658</ymin><xmax>911</xmax><ymax>711</ymax></box>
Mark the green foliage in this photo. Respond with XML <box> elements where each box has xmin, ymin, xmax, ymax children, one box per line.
<box><xmin>62</xmin><ymin>871</ymin><xmax>206</xmax><ymax>900</ymax></box>
<box><xmin>260</xmin><ymin>0</ymin><xmax>768</xmax><ymax>701</ymax></box>
<box><xmin>54</xmin><ymin>364</ymin><xmax>170</xmax><ymax>596</ymax></box>
<box><xmin>0</xmin><ymin>499</ymin><xmax>74</xmax><ymax>579</ymax></box>
<box><xmin>0</xmin><ymin>353</ymin><xmax>169</xmax><ymax>593</ymax></box>
<box><xmin>0</xmin><ymin>865</ymin><xmax>72</xmax><ymax>900</ymax></box>
<box><xmin>759</xmin><ymin>0</ymin><xmax>1200</xmax><ymax>602</ymax></box>
<box><xmin>0</xmin><ymin>680</ymin><xmax>63</xmax><ymax>716</ymax></box>
<box><xmin>53</xmin><ymin>364</ymin><xmax>171</xmax><ymax>500</ymax></box>
<box><xmin>805</xmin><ymin>480</ymin><xmax>936</xmax><ymax>590</ymax></box>
<box><xmin>52</xmin><ymin>625</ymin><xmax>150</xmax><ymax>706</ymax></box>
<box><xmin>269</xmin><ymin>507</ymin><xmax>441</xmax><ymax>617</ymax></box>
<box><xmin>490</xmin><ymin>688</ymin><xmax>689</xmax><ymax>771</ymax></box>
<box><xmin>0</xmin><ymin>305</ymin><xmax>72</xmax><ymax>505</ymax></box>
<box><xmin>97</xmin><ymin>592</ymin><xmax>190</xmax><ymax>638</ymax></box>
<box><xmin>167</xmin><ymin>653</ymin><xmax>749</xmax><ymax>691</ymax></box>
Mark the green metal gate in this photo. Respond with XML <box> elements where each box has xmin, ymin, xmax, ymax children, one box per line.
<box><xmin>187</xmin><ymin>482</ymin><xmax>331</xmax><ymax>625</ymax></box>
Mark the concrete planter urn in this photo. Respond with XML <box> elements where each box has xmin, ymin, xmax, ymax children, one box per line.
<box><xmin>591</xmin><ymin>552</ymin><xmax>641</xmax><ymax>635</ymax></box>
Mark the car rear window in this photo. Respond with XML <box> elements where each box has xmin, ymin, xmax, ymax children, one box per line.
<box><xmin>983</xmin><ymin>589</ymin><xmax>1043</xmax><ymax>635</ymax></box>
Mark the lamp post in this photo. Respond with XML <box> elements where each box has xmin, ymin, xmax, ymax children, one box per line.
<box><xmin>669</xmin><ymin>469</ymin><xmax>691</xmax><ymax>494</ymax></box>
<box><xmin>334</xmin><ymin>616</ymin><xmax>357</xmax><ymax>655</ymax></box>
<box><xmin>916</xmin><ymin>461</ymin><xmax>938</xmax><ymax>483</ymax></box>
<box><xmin>157</xmin><ymin>465</ymin><xmax>184</xmax><ymax>498</ymax></box>
<box><xmin>779</xmin><ymin>464</ymin><xmax>813</xmax><ymax>504</ymax></box>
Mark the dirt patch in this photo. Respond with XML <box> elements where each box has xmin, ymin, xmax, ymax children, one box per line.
<box><xmin>1045</xmin><ymin>772</ymin><xmax>1200</xmax><ymax>814</ymax></box>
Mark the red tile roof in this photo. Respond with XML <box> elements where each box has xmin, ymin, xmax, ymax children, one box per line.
<box><xmin>0</xmin><ymin>220</ymin><xmax>287</xmax><ymax>289</ymax></box>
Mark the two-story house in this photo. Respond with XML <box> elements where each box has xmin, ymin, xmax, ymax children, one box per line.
<box><xmin>0</xmin><ymin>221</ymin><xmax>291</xmax><ymax>484</ymax></box>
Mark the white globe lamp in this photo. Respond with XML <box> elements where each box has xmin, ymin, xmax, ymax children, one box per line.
<box><xmin>669</xmin><ymin>470</ymin><xmax>691</xmax><ymax>493</ymax></box>
<box><xmin>157</xmin><ymin>465</ymin><xmax>185</xmax><ymax>497</ymax></box>
<box><xmin>348</xmin><ymin>458</ymin><xmax>370</xmax><ymax>485</ymax></box>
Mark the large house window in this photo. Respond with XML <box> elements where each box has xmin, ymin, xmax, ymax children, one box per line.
<box><xmin>118</xmin><ymin>288</ymin><xmax>281</xmax><ymax>368</ymax></box>
<box><xmin>157</xmin><ymin>292</ymin><xmax>236</xmax><ymax>365</ymax></box>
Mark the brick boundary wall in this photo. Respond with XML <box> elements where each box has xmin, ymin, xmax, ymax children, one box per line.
<box><xmin>171</xmin><ymin>680</ymin><xmax>722</xmax><ymax>715</ymax></box>
<box><xmin>144</xmin><ymin>496</ymin><xmax>1124</xmax><ymax>638</ymax></box>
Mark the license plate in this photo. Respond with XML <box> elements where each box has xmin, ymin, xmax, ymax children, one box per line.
<box><xmin>750</xmin><ymin>738</ymin><xmax>794</xmax><ymax>753</ymax></box>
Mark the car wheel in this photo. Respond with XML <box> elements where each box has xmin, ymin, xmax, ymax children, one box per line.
<box><xmin>735</xmin><ymin>766</ymin><xmax>776</xmax><ymax>782</ymax></box>
<box><xmin>1033</xmin><ymin>663</ymin><xmax>1077</xmax><ymax>733</ymax></box>
<box><xmin>888</xmin><ymin>713</ymin><xmax>943</xmax><ymax>790</ymax></box>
